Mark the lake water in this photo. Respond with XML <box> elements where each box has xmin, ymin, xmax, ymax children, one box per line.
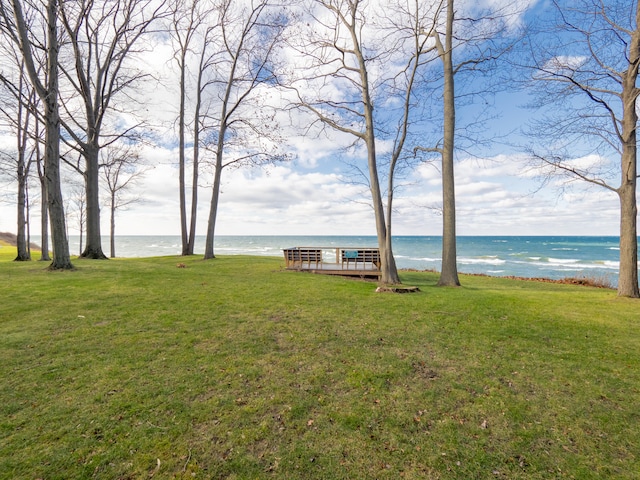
<box><xmin>50</xmin><ymin>235</ymin><xmax>625</xmax><ymax>285</ymax></box>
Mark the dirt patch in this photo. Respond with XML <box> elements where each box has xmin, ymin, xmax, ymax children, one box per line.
<box><xmin>375</xmin><ymin>285</ymin><xmax>420</xmax><ymax>293</ymax></box>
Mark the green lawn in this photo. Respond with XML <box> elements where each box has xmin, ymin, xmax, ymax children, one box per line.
<box><xmin>1</xmin><ymin>243</ymin><xmax>639</xmax><ymax>479</ymax></box>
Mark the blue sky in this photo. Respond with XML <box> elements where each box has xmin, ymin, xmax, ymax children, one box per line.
<box><xmin>0</xmin><ymin>0</ymin><xmax>628</xmax><ymax>238</ymax></box>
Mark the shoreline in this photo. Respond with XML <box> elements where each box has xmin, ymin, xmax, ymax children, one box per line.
<box><xmin>400</xmin><ymin>268</ymin><xmax>615</xmax><ymax>289</ymax></box>
<box><xmin>0</xmin><ymin>231</ymin><xmax>615</xmax><ymax>289</ymax></box>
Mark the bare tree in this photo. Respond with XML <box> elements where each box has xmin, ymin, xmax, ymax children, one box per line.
<box><xmin>0</xmin><ymin>50</ymin><xmax>37</xmax><ymax>260</ymax></box>
<box><xmin>431</xmin><ymin>0</ymin><xmax>459</xmax><ymax>287</ymax></box>
<box><xmin>286</xmin><ymin>0</ymin><xmax>398</xmax><ymax>283</ymax></box>
<box><xmin>415</xmin><ymin>0</ymin><xmax>526</xmax><ymax>287</ymax></box>
<box><xmin>65</xmin><ymin>180</ymin><xmax>86</xmax><ymax>255</ymax></box>
<box><xmin>525</xmin><ymin>0</ymin><xmax>640</xmax><ymax>297</ymax></box>
<box><xmin>202</xmin><ymin>0</ymin><xmax>290</xmax><ymax>260</ymax></box>
<box><xmin>169</xmin><ymin>0</ymin><xmax>215</xmax><ymax>256</ymax></box>
<box><xmin>1</xmin><ymin>0</ymin><xmax>73</xmax><ymax>270</ymax></box>
<box><xmin>100</xmin><ymin>144</ymin><xmax>147</xmax><ymax>257</ymax></box>
<box><xmin>12</xmin><ymin>72</ymin><xmax>35</xmax><ymax>261</ymax></box>
<box><xmin>0</xmin><ymin>2</ymin><xmax>50</xmax><ymax>261</ymax></box>
<box><xmin>57</xmin><ymin>0</ymin><xmax>167</xmax><ymax>259</ymax></box>
<box><xmin>285</xmin><ymin>0</ymin><xmax>446</xmax><ymax>284</ymax></box>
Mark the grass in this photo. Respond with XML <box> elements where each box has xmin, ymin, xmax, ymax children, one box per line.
<box><xmin>1</xmin><ymin>242</ymin><xmax>639</xmax><ymax>479</ymax></box>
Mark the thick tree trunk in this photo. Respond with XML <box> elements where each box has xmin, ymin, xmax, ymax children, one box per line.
<box><xmin>80</xmin><ymin>146</ymin><xmax>107</xmax><ymax>259</ymax></box>
<box><xmin>45</xmin><ymin>114</ymin><xmax>72</xmax><ymax>270</ymax></box>
<box><xmin>43</xmin><ymin>0</ymin><xmax>72</xmax><ymax>270</ymax></box>
<box><xmin>369</xmin><ymin>155</ymin><xmax>400</xmax><ymax>284</ymax></box>
<box><xmin>617</xmin><ymin>182</ymin><xmax>638</xmax><ymax>298</ymax></box>
<box><xmin>616</xmin><ymin>10</ymin><xmax>640</xmax><ymax>298</ymax></box>
<box><xmin>383</xmin><ymin>229</ymin><xmax>398</xmax><ymax>282</ymax></box>
<box><xmin>437</xmin><ymin>0</ymin><xmax>460</xmax><ymax>287</ymax></box>
<box><xmin>616</xmin><ymin>79</ymin><xmax>639</xmax><ymax>296</ymax></box>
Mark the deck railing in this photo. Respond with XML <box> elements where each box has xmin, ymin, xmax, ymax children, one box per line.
<box><xmin>283</xmin><ymin>246</ymin><xmax>381</xmax><ymax>277</ymax></box>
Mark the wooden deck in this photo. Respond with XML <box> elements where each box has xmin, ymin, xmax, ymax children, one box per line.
<box><xmin>283</xmin><ymin>247</ymin><xmax>381</xmax><ymax>278</ymax></box>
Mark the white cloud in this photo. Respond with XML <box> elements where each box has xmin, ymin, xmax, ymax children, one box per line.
<box><xmin>0</xmin><ymin>142</ymin><xmax>624</xmax><ymax>238</ymax></box>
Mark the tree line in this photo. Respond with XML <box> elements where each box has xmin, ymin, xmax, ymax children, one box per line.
<box><xmin>0</xmin><ymin>0</ymin><xmax>638</xmax><ymax>297</ymax></box>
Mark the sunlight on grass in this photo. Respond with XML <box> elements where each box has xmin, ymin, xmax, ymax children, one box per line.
<box><xmin>1</xmin><ymin>247</ymin><xmax>639</xmax><ymax>479</ymax></box>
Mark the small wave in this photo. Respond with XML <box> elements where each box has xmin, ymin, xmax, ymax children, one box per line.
<box><xmin>458</xmin><ymin>257</ymin><xmax>506</xmax><ymax>266</ymax></box>
<box><xmin>416</xmin><ymin>257</ymin><xmax>441</xmax><ymax>262</ymax></box>
<box><xmin>545</xmin><ymin>261</ymin><xmax>619</xmax><ymax>271</ymax></box>
<box><xmin>223</xmin><ymin>246</ymin><xmax>271</xmax><ymax>252</ymax></box>
<box><xmin>515</xmin><ymin>257</ymin><xmax>617</xmax><ymax>271</ymax></box>
<box><xmin>547</xmin><ymin>257</ymin><xmax>580</xmax><ymax>265</ymax></box>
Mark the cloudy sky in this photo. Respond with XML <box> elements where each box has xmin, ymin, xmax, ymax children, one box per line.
<box><xmin>0</xmin><ymin>0</ymin><xmax>627</xmax><ymax>238</ymax></box>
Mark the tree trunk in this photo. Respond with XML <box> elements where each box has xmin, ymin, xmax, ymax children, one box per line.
<box><xmin>188</xmin><ymin>66</ymin><xmax>204</xmax><ymax>257</ymax></box>
<box><xmin>14</xmin><ymin>0</ymin><xmax>74</xmax><ymax>269</ymax></box>
<box><xmin>384</xmin><ymin>169</ymin><xmax>400</xmax><ymax>284</ymax></box>
<box><xmin>26</xmin><ymin>187</ymin><xmax>31</xmax><ymax>258</ymax></box>
<box><xmin>437</xmin><ymin>0</ymin><xmax>460</xmax><ymax>287</ymax></box>
<box><xmin>80</xmin><ymin>145</ymin><xmax>107</xmax><ymax>259</ymax></box>
<box><xmin>15</xmin><ymin>165</ymin><xmax>30</xmax><ymax>261</ymax></box>
<box><xmin>204</xmin><ymin>144</ymin><xmax>224</xmax><ymax>260</ymax></box>
<box><xmin>15</xmin><ymin>143</ymin><xmax>30</xmax><ymax>261</ymax></box>
<box><xmin>110</xmin><ymin>191</ymin><xmax>116</xmax><ymax>258</ymax></box>
<box><xmin>356</xmin><ymin>29</ymin><xmax>399</xmax><ymax>285</ymax></box>
<box><xmin>187</xmin><ymin>160</ymin><xmax>198</xmax><ymax>255</ymax></box>
<box><xmin>38</xmin><ymin>164</ymin><xmax>51</xmax><ymax>261</ymax></box>
<box><xmin>366</xmin><ymin>113</ymin><xmax>399</xmax><ymax>285</ymax></box>
<box><xmin>178</xmin><ymin>49</ymin><xmax>191</xmax><ymax>256</ymax></box>
<box><xmin>15</xmin><ymin>69</ymin><xmax>30</xmax><ymax>261</ymax></box>
<box><xmin>616</xmin><ymin>6</ymin><xmax>640</xmax><ymax>298</ymax></box>
<box><xmin>204</xmin><ymin>51</ymin><xmax>234</xmax><ymax>261</ymax></box>
<box><xmin>44</xmin><ymin>101</ymin><xmax>72</xmax><ymax>269</ymax></box>
<box><xmin>617</xmin><ymin>181</ymin><xmax>638</xmax><ymax>297</ymax></box>
<box><xmin>32</xmin><ymin>118</ymin><xmax>51</xmax><ymax>261</ymax></box>
<box><xmin>43</xmin><ymin>0</ymin><xmax>72</xmax><ymax>270</ymax></box>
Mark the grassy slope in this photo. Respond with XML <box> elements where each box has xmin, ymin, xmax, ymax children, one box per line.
<box><xmin>0</xmin><ymin>243</ymin><xmax>638</xmax><ymax>479</ymax></box>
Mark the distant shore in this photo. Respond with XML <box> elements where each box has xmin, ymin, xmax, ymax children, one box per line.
<box><xmin>0</xmin><ymin>232</ymin><xmax>40</xmax><ymax>250</ymax></box>
<box><xmin>0</xmin><ymin>232</ymin><xmax>18</xmax><ymax>245</ymax></box>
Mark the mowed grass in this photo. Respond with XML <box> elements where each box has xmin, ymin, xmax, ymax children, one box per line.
<box><xmin>0</xmin><ymin>243</ymin><xmax>639</xmax><ymax>479</ymax></box>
